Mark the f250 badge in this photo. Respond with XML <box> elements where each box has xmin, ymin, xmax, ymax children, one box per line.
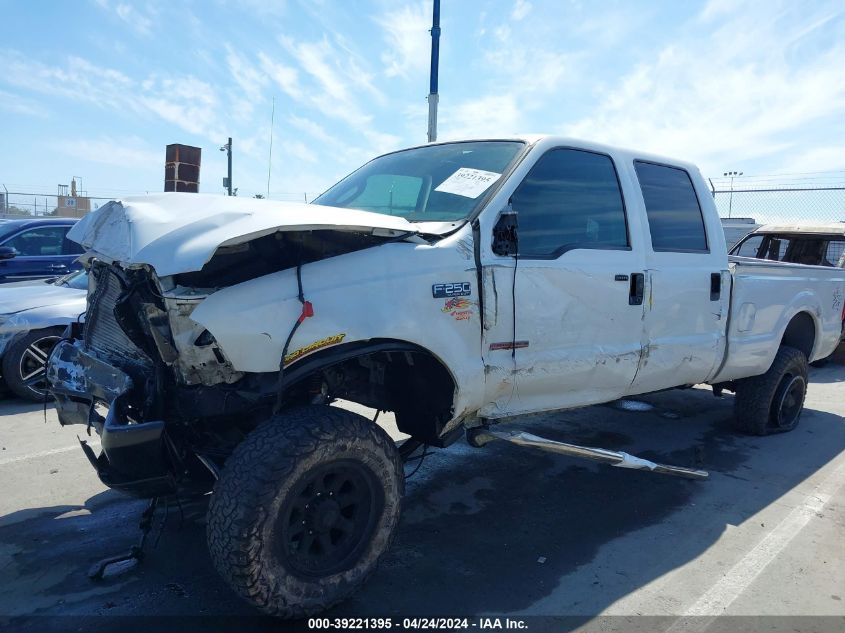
<box><xmin>432</xmin><ymin>282</ymin><xmax>471</xmax><ymax>298</ymax></box>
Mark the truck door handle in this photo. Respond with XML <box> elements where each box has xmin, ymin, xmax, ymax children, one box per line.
<box><xmin>710</xmin><ymin>273</ymin><xmax>721</xmax><ymax>301</ymax></box>
<box><xmin>629</xmin><ymin>273</ymin><xmax>645</xmax><ymax>305</ymax></box>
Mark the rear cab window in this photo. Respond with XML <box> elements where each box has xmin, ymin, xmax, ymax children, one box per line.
<box><xmin>634</xmin><ymin>161</ymin><xmax>708</xmax><ymax>252</ymax></box>
<box><xmin>733</xmin><ymin>233</ymin><xmax>845</xmax><ymax>266</ymax></box>
<box><xmin>825</xmin><ymin>239</ymin><xmax>845</xmax><ymax>266</ymax></box>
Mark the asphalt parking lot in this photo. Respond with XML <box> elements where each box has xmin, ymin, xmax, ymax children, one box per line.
<box><xmin>1</xmin><ymin>363</ymin><xmax>844</xmax><ymax>632</ymax></box>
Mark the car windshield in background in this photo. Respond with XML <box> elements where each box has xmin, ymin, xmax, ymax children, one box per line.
<box><xmin>0</xmin><ymin>222</ymin><xmax>22</xmax><ymax>243</ymax></box>
<box><xmin>314</xmin><ymin>141</ymin><xmax>525</xmax><ymax>222</ymax></box>
<box><xmin>55</xmin><ymin>270</ymin><xmax>88</xmax><ymax>289</ymax></box>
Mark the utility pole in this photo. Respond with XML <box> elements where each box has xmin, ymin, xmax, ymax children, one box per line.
<box><xmin>267</xmin><ymin>97</ymin><xmax>275</xmax><ymax>199</ymax></box>
<box><xmin>221</xmin><ymin>137</ymin><xmax>233</xmax><ymax>196</ymax></box>
<box><xmin>723</xmin><ymin>170</ymin><xmax>742</xmax><ymax>218</ymax></box>
<box><xmin>427</xmin><ymin>0</ymin><xmax>441</xmax><ymax>143</ymax></box>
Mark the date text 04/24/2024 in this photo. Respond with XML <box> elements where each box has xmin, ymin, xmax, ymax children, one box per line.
<box><xmin>307</xmin><ymin>617</ymin><xmax>528</xmax><ymax>630</ymax></box>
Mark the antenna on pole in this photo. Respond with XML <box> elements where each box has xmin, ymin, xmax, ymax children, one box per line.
<box><xmin>267</xmin><ymin>96</ymin><xmax>275</xmax><ymax>199</ymax></box>
<box><xmin>427</xmin><ymin>0</ymin><xmax>441</xmax><ymax>143</ymax></box>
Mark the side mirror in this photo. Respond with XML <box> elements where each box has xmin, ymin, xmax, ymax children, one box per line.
<box><xmin>0</xmin><ymin>246</ymin><xmax>17</xmax><ymax>260</ymax></box>
<box><xmin>492</xmin><ymin>206</ymin><xmax>519</xmax><ymax>256</ymax></box>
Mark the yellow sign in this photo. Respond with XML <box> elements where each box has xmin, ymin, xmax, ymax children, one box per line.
<box><xmin>284</xmin><ymin>333</ymin><xmax>346</xmax><ymax>366</ymax></box>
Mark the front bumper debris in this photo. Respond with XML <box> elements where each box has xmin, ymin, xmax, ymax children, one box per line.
<box><xmin>47</xmin><ymin>339</ymin><xmax>175</xmax><ymax>497</ymax></box>
<box><xmin>466</xmin><ymin>428</ymin><xmax>709</xmax><ymax>480</ymax></box>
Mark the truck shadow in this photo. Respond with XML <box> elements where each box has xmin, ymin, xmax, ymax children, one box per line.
<box><xmin>346</xmin><ymin>389</ymin><xmax>844</xmax><ymax>617</ymax></box>
<box><xmin>1</xmin><ymin>386</ymin><xmax>843</xmax><ymax>628</ymax></box>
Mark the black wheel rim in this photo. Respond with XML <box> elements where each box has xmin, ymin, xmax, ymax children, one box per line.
<box><xmin>772</xmin><ymin>373</ymin><xmax>805</xmax><ymax>430</ymax></box>
<box><xmin>277</xmin><ymin>459</ymin><xmax>383</xmax><ymax>578</ymax></box>
<box><xmin>18</xmin><ymin>335</ymin><xmax>60</xmax><ymax>397</ymax></box>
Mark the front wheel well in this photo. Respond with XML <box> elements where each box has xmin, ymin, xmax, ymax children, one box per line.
<box><xmin>780</xmin><ymin>312</ymin><xmax>816</xmax><ymax>359</ymax></box>
<box><xmin>281</xmin><ymin>340</ymin><xmax>457</xmax><ymax>446</ymax></box>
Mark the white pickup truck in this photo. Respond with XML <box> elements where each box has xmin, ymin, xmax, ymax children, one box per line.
<box><xmin>47</xmin><ymin>136</ymin><xmax>845</xmax><ymax>617</ymax></box>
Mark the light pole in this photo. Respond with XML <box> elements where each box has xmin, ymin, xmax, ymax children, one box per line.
<box><xmin>723</xmin><ymin>170</ymin><xmax>742</xmax><ymax>218</ymax></box>
<box><xmin>427</xmin><ymin>0</ymin><xmax>441</xmax><ymax>143</ymax></box>
<box><xmin>220</xmin><ymin>137</ymin><xmax>233</xmax><ymax>196</ymax></box>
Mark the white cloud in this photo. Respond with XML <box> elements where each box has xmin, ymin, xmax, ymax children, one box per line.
<box><xmin>772</xmin><ymin>145</ymin><xmax>845</xmax><ymax>174</ymax></box>
<box><xmin>278</xmin><ymin>34</ymin><xmax>384</xmax><ymax>122</ymax></box>
<box><xmin>0</xmin><ymin>50</ymin><xmax>227</xmax><ymax>141</ymax></box>
<box><xmin>374</xmin><ymin>2</ymin><xmax>430</xmax><ymax>78</ymax></box>
<box><xmin>280</xmin><ymin>140</ymin><xmax>318</xmax><ymax>164</ymax></box>
<box><xmin>94</xmin><ymin>0</ymin><xmax>155</xmax><ymax>36</ymax></box>
<box><xmin>563</xmin><ymin>1</ymin><xmax>845</xmax><ymax>176</ymax></box>
<box><xmin>138</xmin><ymin>76</ymin><xmax>225</xmax><ymax>139</ymax></box>
<box><xmin>511</xmin><ymin>0</ymin><xmax>532</xmax><ymax>21</ymax></box>
<box><xmin>53</xmin><ymin>136</ymin><xmax>161</xmax><ymax>167</ymax></box>
<box><xmin>439</xmin><ymin>93</ymin><xmax>522</xmax><ymax>140</ymax></box>
<box><xmin>225</xmin><ymin>45</ymin><xmax>268</xmax><ymax>101</ymax></box>
<box><xmin>287</xmin><ymin>114</ymin><xmax>339</xmax><ymax>146</ymax></box>
<box><xmin>259</xmin><ymin>53</ymin><xmax>300</xmax><ymax>98</ymax></box>
<box><xmin>0</xmin><ymin>90</ymin><xmax>48</xmax><ymax>118</ymax></box>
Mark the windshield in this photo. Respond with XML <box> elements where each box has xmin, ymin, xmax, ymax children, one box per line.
<box><xmin>314</xmin><ymin>141</ymin><xmax>525</xmax><ymax>222</ymax></box>
<box><xmin>54</xmin><ymin>270</ymin><xmax>88</xmax><ymax>290</ymax></box>
<box><xmin>0</xmin><ymin>222</ymin><xmax>22</xmax><ymax>243</ymax></box>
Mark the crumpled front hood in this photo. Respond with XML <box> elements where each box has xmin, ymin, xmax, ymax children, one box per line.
<box><xmin>67</xmin><ymin>193</ymin><xmax>418</xmax><ymax>276</ymax></box>
<box><xmin>0</xmin><ymin>281</ymin><xmax>86</xmax><ymax>315</ymax></box>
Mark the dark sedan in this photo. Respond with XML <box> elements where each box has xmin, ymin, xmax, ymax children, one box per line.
<box><xmin>0</xmin><ymin>217</ymin><xmax>84</xmax><ymax>283</ymax></box>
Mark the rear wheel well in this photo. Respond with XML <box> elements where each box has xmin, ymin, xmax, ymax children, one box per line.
<box><xmin>781</xmin><ymin>312</ymin><xmax>815</xmax><ymax>358</ymax></box>
<box><xmin>282</xmin><ymin>341</ymin><xmax>457</xmax><ymax>446</ymax></box>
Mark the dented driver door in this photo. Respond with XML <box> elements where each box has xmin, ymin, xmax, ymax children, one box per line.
<box><xmin>479</xmin><ymin>147</ymin><xmax>647</xmax><ymax>418</ymax></box>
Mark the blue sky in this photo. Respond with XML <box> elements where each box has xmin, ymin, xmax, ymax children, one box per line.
<box><xmin>1</xmin><ymin>0</ymin><xmax>844</xmax><ymax>202</ymax></box>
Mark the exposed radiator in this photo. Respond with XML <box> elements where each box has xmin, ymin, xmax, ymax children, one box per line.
<box><xmin>84</xmin><ymin>266</ymin><xmax>152</xmax><ymax>369</ymax></box>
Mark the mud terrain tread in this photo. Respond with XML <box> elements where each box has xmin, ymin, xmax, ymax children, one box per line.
<box><xmin>207</xmin><ymin>405</ymin><xmax>403</xmax><ymax>618</ymax></box>
<box><xmin>733</xmin><ymin>345</ymin><xmax>808</xmax><ymax>435</ymax></box>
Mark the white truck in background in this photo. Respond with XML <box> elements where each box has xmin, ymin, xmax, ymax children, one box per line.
<box><xmin>721</xmin><ymin>216</ymin><xmax>760</xmax><ymax>250</ymax></box>
<box><xmin>47</xmin><ymin>136</ymin><xmax>845</xmax><ymax>617</ymax></box>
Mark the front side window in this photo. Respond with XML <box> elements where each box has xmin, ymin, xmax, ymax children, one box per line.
<box><xmin>510</xmin><ymin>148</ymin><xmax>629</xmax><ymax>258</ymax></box>
<box><xmin>2</xmin><ymin>226</ymin><xmax>67</xmax><ymax>256</ymax></box>
<box><xmin>315</xmin><ymin>141</ymin><xmax>525</xmax><ymax>222</ymax></box>
<box><xmin>635</xmin><ymin>161</ymin><xmax>707</xmax><ymax>252</ymax></box>
<box><xmin>733</xmin><ymin>234</ymin><xmax>764</xmax><ymax>257</ymax></box>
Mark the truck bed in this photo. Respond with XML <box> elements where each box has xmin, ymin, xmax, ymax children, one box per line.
<box><xmin>713</xmin><ymin>256</ymin><xmax>845</xmax><ymax>382</ymax></box>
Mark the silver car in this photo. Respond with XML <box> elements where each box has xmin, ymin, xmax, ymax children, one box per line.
<box><xmin>0</xmin><ymin>270</ymin><xmax>86</xmax><ymax>401</ymax></box>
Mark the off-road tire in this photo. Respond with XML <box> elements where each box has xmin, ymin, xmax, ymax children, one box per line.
<box><xmin>207</xmin><ymin>405</ymin><xmax>403</xmax><ymax>618</ymax></box>
<box><xmin>1</xmin><ymin>327</ymin><xmax>64</xmax><ymax>402</ymax></box>
<box><xmin>733</xmin><ymin>345</ymin><xmax>808</xmax><ymax>435</ymax></box>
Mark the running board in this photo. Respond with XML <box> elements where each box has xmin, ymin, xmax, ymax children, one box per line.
<box><xmin>466</xmin><ymin>428</ymin><xmax>708</xmax><ymax>480</ymax></box>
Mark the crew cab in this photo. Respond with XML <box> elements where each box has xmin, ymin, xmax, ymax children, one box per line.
<box><xmin>46</xmin><ymin>136</ymin><xmax>845</xmax><ymax>617</ymax></box>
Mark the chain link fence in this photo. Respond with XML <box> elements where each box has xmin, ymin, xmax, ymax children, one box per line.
<box><xmin>0</xmin><ymin>190</ymin><xmax>322</xmax><ymax>219</ymax></box>
<box><xmin>4</xmin><ymin>181</ymin><xmax>844</xmax><ymax>226</ymax></box>
<box><xmin>711</xmin><ymin>184</ymin><xmax>845</xmax><ymax>225</ymax></box>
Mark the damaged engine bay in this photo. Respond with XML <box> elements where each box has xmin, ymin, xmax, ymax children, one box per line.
<box><xmin>47</xmin><ymin>226</ymin><xmax>455</xmax><ymax>499</ymax></box>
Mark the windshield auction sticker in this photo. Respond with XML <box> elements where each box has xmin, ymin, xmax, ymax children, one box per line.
<box><xmin>434</xmin><ymin>167</ymin><xmax>502</xmax><ymax>198</ymax></box>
